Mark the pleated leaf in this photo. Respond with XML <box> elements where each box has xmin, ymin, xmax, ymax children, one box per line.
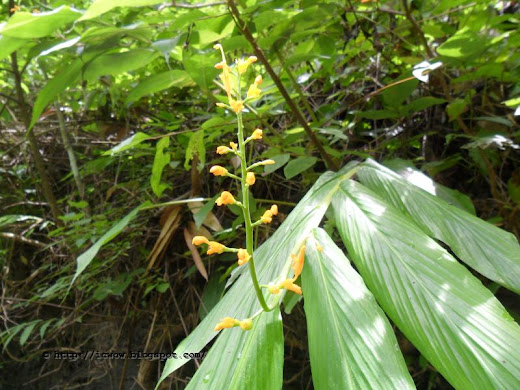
<box><xmin>303</xmin><ymin>228</ymin><xmax>415</xmax><ymax>390</ymax></box>
<box><xmin>186</xmin><ymin>308</ymin><xmax>283</xmax><ymax>390</ymax></box>
<box><xmin>333</xmin><ymin>179</ymin><xmax>520</xmax><ymax>389</ymax></box>
<box><xmin>157</xmin><ymin>162</ymin><xmax>359</xmax><ymax>387</ymax></box>
<box><xmin>357</xmin><ymin>159</ymin><xmax>520</xmax><ymax>294</ymax></box>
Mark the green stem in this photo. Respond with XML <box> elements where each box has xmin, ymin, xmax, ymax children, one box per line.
<box><xmin>237</xmin><ymin>112</ymin><xmax>271</xmax><ymax>312</ymax></box>
<box><xmin>235</xmin><ymin>72</ymin><xmax>271</xmax><ymax>312</ymax></box>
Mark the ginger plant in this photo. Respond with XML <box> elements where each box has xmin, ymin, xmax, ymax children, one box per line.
<box><xmin>191</xmin><ymin>44</ymin><xmax>305</xmax><ymax>332</ymax></box>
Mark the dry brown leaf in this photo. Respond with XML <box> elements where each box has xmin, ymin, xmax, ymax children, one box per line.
<box><xmin>187</xmin><ymin>201</ymin><xmax>223</xmax><ymax>232</ymax></box>
<box><xmin>183</xmin><ymin>227</ymin><xmax>208</xmax><ymax>281</ymax></box>
<box><xmin>146</xmin><ymin>205</ymin><xmax>182</xmax><ymax>272</ymax></box>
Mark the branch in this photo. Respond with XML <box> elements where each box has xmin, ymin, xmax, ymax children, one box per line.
<box><xmin>226</xmin><ymin>0</ymin><xmax>339</xmax><ymax>171</ymax></box>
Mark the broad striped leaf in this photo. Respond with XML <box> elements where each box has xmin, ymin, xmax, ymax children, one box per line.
<box><xmin>357</xmin><ymin>159</ymin><xmax>520</xmax><ymax>294</ymax></box>
<box><xmin>157</xmin><ymin>163</ymin><xmax>359</xmax><ymax>387</ymax></box>
<box><xmin>333</xmin><ymin>179</ymin><xmax>520</xmax><ymax>389</ymax></box>
<box><xmin>186</xmin><ymin>308</ymin><xmax>283</xmax><ymax>389</ymax></box>
<box><xmin>303</xmin><ymin>228</ymin><xmax>415</xmax><ymax>390</ymax></box>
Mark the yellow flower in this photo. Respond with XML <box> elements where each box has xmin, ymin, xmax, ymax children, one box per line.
<box><xmin>247</xmin><ymin>84</ymin><xmax>261</xmax><ymax>99</ymax></box>
<box><xmin>216</xmin><ymin>191</ymin><xmax>236</xmax><ymax>206</ymax></box>
<box><xmin>246</xmin><ymin>75</ymin><xmax>263</xmax><ymax>99</ymax></box>
<box><xmin>214</xmin><ymin>44</ymin><xmax>233</xmax><ymax>100</ymax></box>
<box><xmin>192</xmin><ymin>236</ymin><xmax>210</xmax><ymax>246</ymax></box>
<box><xmin>214</xmin><ymin>317</ymin><xmax>238</xmax><ymax>331</ymax></box>
<box><xmin>237</xmin><ymin>56</ymin><xmax>258</xmax><ymax>74</ymax></box>
<box><xmin>239</xmin><ymin>318</ymin><xmax>253</xmax><ymax>330</ymax></box>
<box><xmin>230</xmin><ymin>99</ymin><xmax>244</xmax><ymax>113</ymax></box>
<box><xmin>230</xmin><ymin>142</ymin><xmax>238</xmax><ymax>151</ymax></box>
<box><xmin>261</xmin><ymin>209</ymin><xmax>273</xmax><ymax>224</ymax></box>
<box><xmin>291</xmin><ymin>245</ymin><xmax>306</xmax><ymax>280</ymax></box>
<box><xmin>251</xmin><ymin>129</ymin><xmax>263</xmax><ymax>140</ymax></box>
<box><xmin>207</xmin><ymin>241</ymin><xmax>225</xmax><ymax>255</ymax></box>
<box><xmin>10</xmin><ymin>5</ymin><xmax>20</xmax><ymax>12</ymax></box>
<box><xmin>279</xmin><ymin>279</ymin><xmax>302</xmax><ymax>295</ymax></box>
<box><xmin>216</xmin><ymin>146</ymin><xmax>230</xmax><ymax>155</ymax></box>
<box><xmin>260</xmin><ymin>159</ymin><xmax>275</xmax><ymax>165</ymax></box>
<box><xmin>237</xmin><ymin>249</ymin><xmax>251</xmax><ymax>266</ymax></box>
<box><xmin>268</xmin><ymin>284</ymin><xmax>280</xmax><ymax>294</ymax></box>
<box><xmin>210</xmin><ymin>165</ymin><xmax>228</xmax><ymax>177</ymax></box>
<box><xmin>246</xmin><ymin>172</ymin><xmax>256</xmax><ymax>186</ymax></box>
<box><xmin>260</xmin><ymin>204</ymin><xmax>278</xmax><ymax>224</ymax></box>
<box><xmin>216</xmin><ymin>102</ymin><xmax>227</xmax><ymax>108</ymax></box>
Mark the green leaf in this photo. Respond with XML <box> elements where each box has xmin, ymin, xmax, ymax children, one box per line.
<box><xmin>284</xmin><ymin>156</ymin><xmax>317</xmax><ymax>179</ymax></box>
<box><xmin>157</xmin><ymin>164</ymin><xmax>358</xmax><ymax>387</ymax></box>
<box><xmin>39</xmin><ymin>319</ymin><xmax>54</xmax><ymax>339</ymax></box>
<box><xmin>183</xmin><ymin>51</ymin><xmax>220</xmax><ymax>92</ymax></box>
<box><xmin>446</xmin><ymin>98</ymin><xmax>467</xmax><ymax>121</ymax></box>
<box><xmin>103</xmin><ymin>132</ymin><xmax>152</xmax><ymax>155</ymax></box>
<box><xmin>357</xmin><ymin>159</ymin><xmax>520</xmax><ymax>294</ymax></box>
<box><xmin>403</xmin><ymin>97</ymin><xmax>446</xmax><ymax>114</ymax></box>
<box><xmin>19</xmin><ymin>321</ymin><xmax>40</xmax><ymax>346</ymax></box>
<box><xmin>186</xmin><ymin>308</ymin><xmax>283</xmax><ymax>389</ymax></box>
<box><xmin>84</xmin><ymin>49</ymin><xmax>159</xmax><ymax>81</ymax></box>
<box><xmin>79</xmin><ymin>0</ymin><xmax>163</xmax><ymax>21</ymax></box>
<box><xmin>126</xmin><ymin>70</ymin><xmax>193</xmax><ymax>105</ymax></box>
<box><xmin>282</xmin><ymin>291</ymin><xmax>301</xmax><ymax>314</ymax></box>
<box><xmin>0</xmin><ymin>35</ymin><xmax>27</xmax><ymax>60</ymax></box>
<box><xmin>333</xmin><ymin>179</ymin><xmax>520</xmax><ymax>389</ymax></box>
<box><xmin>72</xmin><ymin>203</ymin><xmax>149</xmax><ymax>285</ymax></box>
<box><xmin>303</xmin><ymin>228</ymin><xmax>415</xmax><ymax>390</ymax></box>
<box><xmin>383</xmin><ymin>158</ymin><xmax>475</xmax><ymax>214</ymax></box>
<box><xmin>29</xmin><ymin>59</ymin><xmax>83</xmax><ymax>130</ymax></box>
<box><xmin>264</xmin><ymin>153</ymin><xmax>291</xmax><ymax>174</ymax></box>
<box><xmin>1</xmin><ymin>6</ymin><xmax>81</xmax><ymax>38</ymax></box>
<box><xmin>151</xmin><ymin>137</ymin><xmax>170</xmax><ymax>197</ymax></box>
<box><xmin>437</xmin><ymin>30</ymin><xmax>488</xmax><ymax>59</ymax></box>
<box><xmin>193</xmin><ymin>196</ymin><xmax>218</xmax><ymax>229</ymax></box>
<box><xmin>184</xmin><ymin>130</ymin><xmax>205</xmax><ymax>170</ymax></box>
<box><xmin>199</xmin><ymin>272</ymin><xmax>227</xmax><ymax>321</ymax></box>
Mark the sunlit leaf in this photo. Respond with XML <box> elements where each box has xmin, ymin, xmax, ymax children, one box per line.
<box><xmin>333</xmin><ymin>179</ymin><xmax>520</xmax><ymax>389</ymax></box>
<box><xmin>357</xmin><ymin>159</ymin><xmax>520</xmax><ymax>294</ymax></box>
<box><xmin>84</xmin><ymin>49</ymin><xmax>159</xmax><ymax>81</ymax></box>
<box><xmin>303</xmin><ymin>228</ymin><xmax>415</xmax><ymax>390</ymax></box>
<box><xmin>1</xmin><ymin>6</ymin><xmax>81</xmax><ymax>38</ymax></box>
<box><xmin>151</xmin><ymin>137</ymin><xmax>170</xmax><ymax>197</ymax></box>
<box><xmin>126</xmin><ymin>70</ymin><xmax>193</xmax><ymax>105</ymax></box>
<box><xmin>79</xmin><ymin>0</ymin><xmax>163</xmax><ymax>21</ymax></box>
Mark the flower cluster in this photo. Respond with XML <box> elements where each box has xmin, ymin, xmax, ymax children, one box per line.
<box><xmin>192</xmin><ymin>44</ymin><xmax>307</xmax><ymax>333</ymax></box>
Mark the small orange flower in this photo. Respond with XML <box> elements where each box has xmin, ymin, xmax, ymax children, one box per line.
<box><xmin>291</xmin><ymin>245</ymin><xmax>306</xmax><ymax>280</ymax></box>
<box><xmin>10</xmin><ymin>5</ymin><xmax>20</xmax><ymax>12</ymax></box>
<box><xmin>279</xmin><ymin>279</ymin><xmax>302</xmax><ymax>295</ymax></box>
<box><xmin>210</xmin><ymin>165</ymin><xmax>228</xmax><ymax>177</ymax></box>
<box><xmin>260</xmin><ymin>204</ymin><xmax>278</xmax><ymax>224</ymax></box>
<box><xmin>230</xmin><ymin>99</ymin><xmax>244</xmax><ymax>113</ymax></box>
<box><xmin>216</xmin><ymin>191</ymin><xmax>236</xmax><ymax>206</ymax></box>
<box><xmin>237</xmin><ymin>56</ymin><xmax>258</xmax><ymax>74</ymax></box>
<box><xmin>251</xmin><ymin>129</ymin><xmax>263</xmax><ymax>140</ymax></box>
<box><xmin>246</xmin><ymin>74</ymin><xmax>263</xmax><ymax>99</ymax></box>
<box><xmin>214</xmin><ymin>317</ymin><xmax>238</xmax><ymax>331</ymax></box>
<box><xmin>260</xmin><ymin>159</ymin><xmax>275</xmax><ymax>165</ymax></box>
<box><xmin>246</xmin><ymin>172</ymin><xmax>256</xmax><ymax>186</ymax></box>
<box><xmin>192</xmin><ymin>236</ymin><xmax>210</xmax><ymax>246</ymax></box>
<box><xmin>216</xmin><ymin>146</ymin><xmax>230</xmax><ymax>155</ymax></box>
<box><xmin>207</xmin><ymin>241</ymin><xmax>225</xmax><ymax>255</ymax></box>
<box><xmin>237</xmin><ymin>249</ymin><xmax>250</xmax><ymax>266</ymax></box>
<box><xmin>239</xmin><ymin>318</ymin><xmax>253</xmax><ymax>330</ymax></box>
<box><xmin>261</xmin><ymin>210</ymin><xmax>273</xmax><ymax>224</ymax></box>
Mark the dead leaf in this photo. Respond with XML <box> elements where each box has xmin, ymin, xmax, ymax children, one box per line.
<box><xmin>187</xmin><ymin>201</ymin><xmax>223</xmax><ymax>232</ymax></box>
<box><xmin>183</xmin><ymin>227</ymin><xmax>208</xmax><ymax>281</ymax></box>
<box><xmin>146</xmin><ymin>205</ymin><xmax>182</xmax><ymax>272</ymax></box>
